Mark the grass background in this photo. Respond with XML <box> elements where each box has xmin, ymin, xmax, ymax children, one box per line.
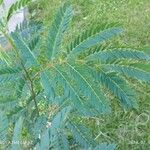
<box><xmin>29</xmin><ymin>0</ymin><xmax>150</xmax><ymax>149</ymax></box>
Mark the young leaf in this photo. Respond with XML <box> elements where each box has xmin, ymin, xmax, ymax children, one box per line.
<box><xmin>0</xmin><ymin>111</ymin><xmax>8</xmax><ymax>141</ymax></box>
<box><xmin>66</xmin><ymin>63</ymin><xmax>111</xmax><ymax>114</ymax></box>
<box><xmin>53</xmin><ymin>65</ymin><xmax>110</xmax><ymax>116</ymax></box>
<box><xmin>35</xmin><ymin>128</ymin><xmax>50</xmax><ymax>150</ymax></box>
<box><xmin>67</xmin><ymin>122</ymin><xmax>96</xmax><ymax>149</ymax></box>
<box><xmin>40</xmin><ymin>71</ymin><xmax>55</xmax><ymax>103</ymax></box>
<box><xmin>11</xmin><ymin>117</ymin><xmax>24</xmax><ymax>150</ymax></box>
<box><xmin>46</xmin><ymin>3</ymin><xmax>72</xmax><ymax>60</ymax></box>
<box><xmin>11</xmin><ymin>32</ymin><xmax>37</xmax><ymax>67</ymax></box>
<box><xmin>0</xmin><ymin>66</ymin><xmax>21</xmax><ymax>75</ymax></box>
<box><xmin>103</xmin><ymin>64</ymin><xmax>150</xmax><ymax>82</ymax></box>
<box><xmin>87</xmin><ymin>49</ymin><xmax>150</xmax><ymax>62</ymax></box>
<box><xmin>88</xmin><ymin>66</ymin><xmax>138</xmax><ymax>108</ymax></box>
<box><xmin>67</xmin><ymin>27</ymin><xmax>123</xmax><ymax>59</ymax></box>
<box><xmin>55</xmin><ymin>131</ymin><xmax>69</xmax><ymax>150</ymax></box>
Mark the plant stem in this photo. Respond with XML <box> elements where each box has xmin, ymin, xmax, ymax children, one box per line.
<box><xmin>21</xmin><ymin>63</ymin><xmax>39</xmax><ymax>116</ymax></box>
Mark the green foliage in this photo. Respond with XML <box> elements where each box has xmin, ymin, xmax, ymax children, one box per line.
<box><xmin>46</xmin><ymin>3</ymin><xmax>73</xmax><ymax>60</ymax></box>
<box><xmin>11</xmin><ymin>32</ymin><xmax>37</xmax><ymax>67</ymax></box>
<box><xmin>11</xmin><ymin>117</ymin><xmax>24</xmax><ymax>150</ymax></box>
<box><xmin>93</xmin><ymin>143</ymin><xmax>116</xmax><ymax>150</ymax></box>
<box><xmin>67</xmin><ymin>27</ymin><xmax>123</xmax><ymax>60</ymax></box>
<box><xmin>0</xmin><ymin>111</ymin><xmax>8</xmax><ymax>141</ymax></box>
<box><xmin>7</xmin><ymin>0</ymin><xmax>32</xmax><ymax>21</ymax></box>
<box><xmin>0</xmin><ymin>2</ymin><xmax>150</xmax><ymax>150</ymax></box>
<box><xmin>0</xmin><ymin>0</ymin><xmax>3</xmax><ymax>6</ymax></box>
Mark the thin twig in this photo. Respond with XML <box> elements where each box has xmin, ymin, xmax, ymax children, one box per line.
<box><xmin>21</xmin><ymin>62</ymin><xmax>39</xmax><ymax>116</ymax></box>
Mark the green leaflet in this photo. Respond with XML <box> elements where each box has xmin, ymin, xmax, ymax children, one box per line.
<box><xmin>36</xmin><ymin>128</ymin><xmax>50</xmax><ymax>150</ymax></box>
<box><xmin>0</xmin><ymin>73</ymin><xmax>19</xmax><ymax>83</ymax></box>
<box><xmin>87</xmin><ymin>66</ymin><xmax>138</xmax><ymax>108</ymax></box>
<box><xmin>66</xmin><ymin>63</ymin><xmax>111</xmax><ymax>114</ymax></box>
<box><xmin>93</xmin><ymin>143</ymin><xmax>116</xmax><ymax>150</ymax></box>
<box><xmin>55</xmin><ymin>131</ymin><xmax>69</xmax><ymax>150</ymax></box>
<box><xmin>51</xmin><ymin>106</ymin><xmax>71</xmax><ymax>129</ymax></box>
<box><xmin>17</xmin><ymin>21</ymin><xmax>43</xmax><ymax>58</ymax></box>
<box><xmin>46</xmin><ymin>3</ymin><xmax>72</xmax><ymax>60</ymax></box>
<box><xmin>40</xmin><ymin>71</ymin><xmax>55</xmax><ymax>103</ymax></box>
<box><xmin>7</xmin><ymin>0</ymin><xmax>32</xmax><ymax>21</ymax></box>
<box><xmin>51</xmin><ymin>107</ymin><xmax>71</xmax><ymax>149</ymax></box>
<box><xmin>11</xmin><ymin>117</ymin><xmax>24</xmax><ymax>150</ymax></box>
<box><xmin>100</xmin><ymin>72</ymin><xmax>138</xmax><ymax>108</ymax></box>
<box><xmin>86</xmin><ymin>49</ymin><xmax>150</xmax><ymax>62</ymax></box>
<box><xmin>16</xmin><ymin>77</ymin><xmax>25</xmax><ymax>98</ymax></box>
<box><xmin>67</xmin><ymin>27</ymin><xmax>123</xmax><ymax>59</ymax></box>
<box><xmin>35</xmin><ymin>107</ymin><xmax>71</xmax><ymax>150</ymax></box>
<box><xmin>131</xmin><ymin>63</ymin><xmax>150</xmax><ymax>72</ymax></box>
<box><xmin>103</xmin><ymin>64</ymin><xmax>150</xmax><ymax>82</ymax></box>
<box><xmin>11</xmin><ymin>32</ymin><xmax>37</xmax><ymax>67</ymax></box>
<box><xmin>0</xmin><ymin>111</ymin><xmax>8</xmax><ymax>141</ymax></box>
<box><xmin>53</xmin><ymin>65</ymin><xmax>90</xmax><ymax>116</ymax></box>
<box><xmin>0</xmin><ymin>66</ymin><xmax>21</xmax><ymax>75</ymax></box>
<box><xmin>67</xmin><ymin>122</ymin><xmax>96</xmax><ymax>149</ymax></box>
<box><xmin>0</xmin><ymin>50</ymin><xmax>11</xmax><ymax>66</ymax></box>
<box><xmin>54</xmin><ymin>65</ymin><xmax>110</xmax><ymax>116</ymax></box>
<box><xmin>40</xmin><ymin>129</ymin><xmax>50</xmax><ymax>150</ymax></box>
<box><xmin>32</xmin><ymin>115</ymin><xmax>47</xmax><ymax>138</ymax></box>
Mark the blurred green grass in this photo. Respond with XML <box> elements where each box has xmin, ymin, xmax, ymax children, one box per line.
<box><xmin>29</xmin><ymin>0</ymin><xmax>150</xmax><ymax>149</ymax></box>
<box><xmin>30</xmin><ymin>0</ymin><xmax>150</xmax><ymax>49</ymax></box>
